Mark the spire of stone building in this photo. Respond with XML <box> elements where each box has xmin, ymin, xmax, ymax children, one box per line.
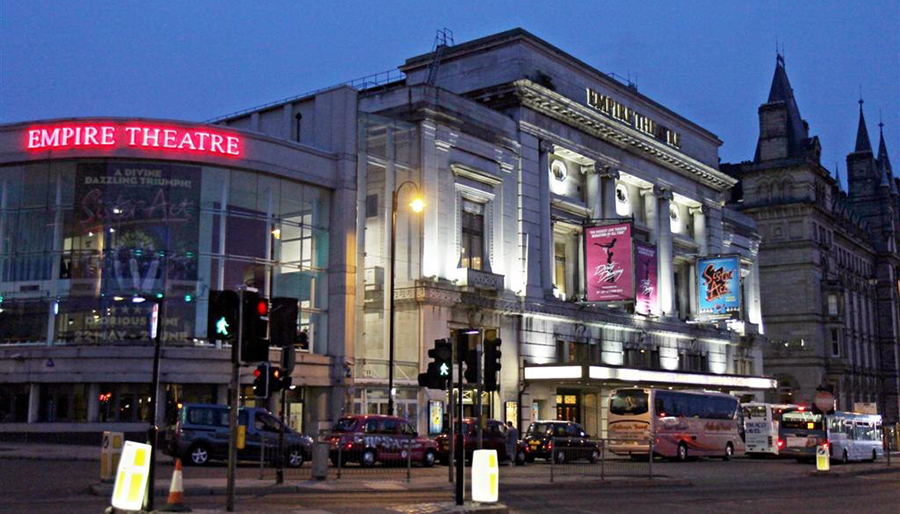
<box><xmin>855</xmin><ymin>97</ymin><xmax>873</xmax><ymax>153</ymax></box>
<box><xmin>754</xmin><ymin>53</ymin><xmax>810</xmax><ymax>162</ymax></box>
<box><xmin>878</xmin><ymin>117</ymin><xmax>893</xmax><ymax>173</ymax></box>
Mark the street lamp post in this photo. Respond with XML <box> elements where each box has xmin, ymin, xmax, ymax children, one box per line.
<box><xmin>387</xmin><ymin>181</ymin><xmax>425</xmax><ymax>416</ymax></box>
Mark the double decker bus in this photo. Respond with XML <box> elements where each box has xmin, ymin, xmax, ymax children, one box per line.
<box><xmin>741</xmin><ymin>402</ymin><xmax>797</xmax><ymax>456</ymax></box>
<box><xmin>780</xmin><ymin>409</ymin><xmax>884</xmax><ymax>463</ymax></box>
<box><xmin>608</xmin><ymin>388</ymin><xmax>745</xmax><ymax>461</ymax></box>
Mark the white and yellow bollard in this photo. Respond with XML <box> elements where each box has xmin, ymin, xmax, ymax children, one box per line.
<box><xmin>100</xmin><ymin>431</ymin><xmax>124</xmax><ymax>483</ymax></box>
<box><xmin>816</xmin><ymin>443</ymin><xmax>830</xmax><ymax>472</ymax></box>
<box><xmin>111</xmin><ymin>441</ymin><xmax>153</xmax><ymax>511</ymax></box>
<box><xmin>471</xmin><ymin>449</ymin><xmax>499</xmax><ymax>503</ymax></box>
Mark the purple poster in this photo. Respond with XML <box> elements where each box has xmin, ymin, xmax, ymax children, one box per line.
<box><xmin>634</xmin><ymin>242</ymin><xmax>658</xmax><ymax>315</ymax></box>
<box><xmin>585</xmin><ymin>223</ymin><xmax>634</xmax><ymax>302</ymax></box>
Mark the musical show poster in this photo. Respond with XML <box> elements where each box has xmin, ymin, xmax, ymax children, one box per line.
<box><xmin>634</xmin><ymin>242</ymin><xmax>658</xmax><ymax>315</ymax></box>
<box><xmin>697</xmin><ymin>255</ymin><xmax>741</xmax><ymax>321</ymax></box>
<box><xmin>585</xmin><ymin>222</ymin><xmax>634</xmax><ymax>302</ymax></box>
<box><xmin>65</xmin><ymin>161</ymin><xmax>200</xmax><ymax>343</ymax></box>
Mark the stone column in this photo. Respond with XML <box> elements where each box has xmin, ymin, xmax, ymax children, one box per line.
<box><xmin>691</xmin><ymin>205</ymin><xmax>708</xmax><ymax>256</ymax></box>
<box><xmin>586</xmin><ymin>163</ymin><xmax>602</xmax><ymax>220</ymax></box>
<box><xmin>539</xmin><ymin>141</ymin><xmax>554</xmax><ymax>295</ymax></box>
<box><xmin>600</xmin><ymin>168</ymin><xmax>619</xmax><ymax>219</ymax></box>
<box><xmin>747</xmin><ymin>240</ymin><xmax>764</xmax><ymax>332</ymax></box>
<box><xmin>641</xmin><ymin>187</ymin><xmax>658</xmax><ymax>243</ymax></box>
<box><xmin>87</xmin><ymin>383</ymin><xmax>100</xmax><ymax>422</ymax></box>
<box><xmin>577</xmin><ymin>232</ymin><xmax>586</xmax><ymax>298</ymax></box>
<box><xmin>657</xmin><ymin>188</ymin><xmax>675</xmax><ymax>316</ymax></box>
<box><xmin>27</xmin><ymin>383</ymin><xmax>40</xmax><ymax>423</ymax></box>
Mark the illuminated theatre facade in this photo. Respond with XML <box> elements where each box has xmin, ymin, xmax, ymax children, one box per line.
<box><xmin>0</xmin><ymin>102</ymin><xmax>357</xmax><ymax>435</ymax></box>
<box><xmin>1</xmin><ymin>29</ymin><xmax>775</xmax><ymax>437</ymax></box>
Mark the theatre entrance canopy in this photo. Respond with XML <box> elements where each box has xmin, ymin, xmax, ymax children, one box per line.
<box><xmin>524</xmin><ymin>363</ymin><xmax>778</xmax><ymax>392</ymax></box>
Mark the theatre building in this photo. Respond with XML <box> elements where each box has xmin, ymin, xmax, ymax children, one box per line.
<box><xmin>0</xmin><ymin>96</ymin><xmax>357</xmax><ymax>436</ymax></box>
<box><xmin>1</xmin><ymin>29</ymin><xmax>776</xmax><ymax>438</ymax></box>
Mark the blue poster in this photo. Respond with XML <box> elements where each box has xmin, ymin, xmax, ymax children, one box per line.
<box><xmin>697</xmin><ymin>256</ymin><xmax>741</xmax><ymax>321</ymax></box>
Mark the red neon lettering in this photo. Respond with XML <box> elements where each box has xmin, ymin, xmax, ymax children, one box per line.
<box><xmin>226</xmin><ymin>136</ymin><xmax>239</xmax><ymax>155</ymax></box>
<box><xmin>142</xmin><ymin>128</ymin><xmax>160</xmax><ymax>147</ymax></box>
<box><xmin>124</xmin><ymin>127</ymin><xmax>141</xmax><ymax>145</ymax></box>
<box><xmin>84</xmin><ymin>126</ymin><xmax>99</xmax><ymax>145</ymax></box>
<box><xmin>25</xmin><ymin>122</ymin><xmax>242</xmax><ymax>157</ymax></box>
<box><xmin>163</xmin><ymin>129</ymin><xmax>177</xmax><ymax>148</ymax></box>
<box><xmin>178</xmin><ymin>132</ymin><xmax>196</xmax><ymax>150</ymax></box>
<box><xmin>210</xmin><ymin>134</ymin><xmax>224</xmax><ymax>154</ymax></box>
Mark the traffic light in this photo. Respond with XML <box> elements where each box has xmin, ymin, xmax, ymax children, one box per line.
<box><xmin>461</xmin><ymin>331</ymin><xmax>479</xmax><ymax>384</ymax></box>
<box><xmin>269</xmin><ymin>365</ymin><xmax>284</xmax><ymax>394</ymax></box>
<box><xmin>269</xmin><ymin>297</ymin><xmax>298</xmax><ymax>348</ymax></box>
<box><xmin>241</xmin><ymin>291</ymin><xmax>270</xmax><ymax>363</ymax></box>
<box><xmin>418</xmin><ymin>338</ymin><xmax>452</xmax><ymax>390</ymax></box>
<box><xmin>207</xmin><ymin>290</ymin><xmax>239</xmax><ymax>342</ymax></box>
<box><xmin>483</xmin><ymin>337</ymin><xmax>502</xmax><ymax>392</ymax></box>
<box><xmin>253</xmin><ymin>363</ymin><xmax>270</xmax><ymax>398</ymax></box>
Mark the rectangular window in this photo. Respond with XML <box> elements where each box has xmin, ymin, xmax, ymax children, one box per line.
<box><xmin>831</xmin><ymin>329</ymin><xmax>841</xmax><ymax>357</ymax></box>
<box><xmin>460</xmin><ymin>200</ymin><xmax>484</xmax><ymax>270</ymax></box>
<box><xmin>365</xmin><ymin>194</ymin><xmax>378</xmax><ymax>218</ymax></box>
<box><xmin>827</xmin><ymin>294</ymin><xmax>839</xmax><ymax>316</ymax></box>
<box><xmin>554</xmin><ymin>241</ymin><xmax>567</xmax><ymax>296</ymax></box>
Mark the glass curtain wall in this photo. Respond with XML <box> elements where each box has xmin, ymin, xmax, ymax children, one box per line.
<box><xmin>357</xmin><ymin>114</ymin><xmax>421</xmax><ymax>419</ymax></box>
<box><xmin>0</xmin><ymin>160</ymin><xmax>330</xmax><ymax>352</ymax></box>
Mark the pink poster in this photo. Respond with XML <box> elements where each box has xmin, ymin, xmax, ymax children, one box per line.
<box><xmin>634</xmin><ymin>242</ymin><xmax>658</xmax><ymax>315</ymax></box>
<box><xmin>585</xmin><ymin>223</ymin><xmax>633</xmax><ymax>302</ymax></box>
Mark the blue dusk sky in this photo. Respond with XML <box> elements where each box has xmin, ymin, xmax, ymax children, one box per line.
<box><xmin>1</xmin><ymin>1</ymin><xmax>897</xmax><ymax>177</ymax></box>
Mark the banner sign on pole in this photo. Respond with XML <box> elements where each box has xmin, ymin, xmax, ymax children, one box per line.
<box><xmin>585</xmin><ymin>222</ymin><xmax>634</xmax><ymax>302</ymax></box>
<box><xmin>634</xmin><ymin>242</ymin><xmax>658</xmax><ymax>316</ymax></box>
<box><xmin>697</xmin><ymin>255</ymin><xmax>742</xmax><ymax>321</ymax></box>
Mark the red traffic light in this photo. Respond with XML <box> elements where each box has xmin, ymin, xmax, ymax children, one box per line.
<box><xmin>256</xmin><ymin>300</ymin><xmax>268</xmax><ymax>316</ymax></box>
<box><xmin>254</xmin><ymin>368</ymin><xmax>261</xmax><ymax>378</ymax></box>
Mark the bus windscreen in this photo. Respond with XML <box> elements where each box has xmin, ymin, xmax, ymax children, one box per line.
<box><xmin>610</xmin><ymin>389</ymin><xmax>649</xmax><ymax>416</ymax></box>
<box><xmin>781</xmin><ymin>411</ymin><xmax>823</xmax><ymax>430</ymax></box>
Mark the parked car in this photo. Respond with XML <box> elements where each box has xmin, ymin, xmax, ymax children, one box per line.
<box><xmin>434</xmin><ymin>418</ymin><xmax>513</xmax><ymax>464</ymax></box>
<box><xmin>164</xmin><ymin>403</ymin><xmax>312</xmax><ymax>467</ymax></box>
<box><xmin>521</xmin><ymin>420</ymin><xmax>600</xmax><ymax>464</ymax></box>
<box><xmin>326</xmin><ymin>415</ymin><xmax>439</xmax><ymax>467</ymax></box>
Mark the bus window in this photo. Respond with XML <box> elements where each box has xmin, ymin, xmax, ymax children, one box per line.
<box><xmin>743</xmin><ymin>405</ymin><xmax>767</xmax><ymax>420</ymax></box>
<box><xmin>609</xmin><ymin>390</ymin><xmax>648</xmax><ymax>416</ymax></box>
<box><xmin>781</xmin><ymin>411</ymin><xmax>823</xmax><ymax>430</ymax></box>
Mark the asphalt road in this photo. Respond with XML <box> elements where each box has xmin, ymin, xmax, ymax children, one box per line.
<box><xmin>1</xmin><ymin>457</ymin><xmax>897</xmax><ymax>514</ymax></box>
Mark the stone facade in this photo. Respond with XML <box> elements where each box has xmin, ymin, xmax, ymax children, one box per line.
<box><xmin>722</xmin><ymin>54</ymin><xmax>900</xmax><ymax>422</ymax></box>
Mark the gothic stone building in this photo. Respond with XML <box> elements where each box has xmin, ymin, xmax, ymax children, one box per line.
<box><xmin>722</xmin><ymin>55</ymin><xmax>900</xmax><ymax>422</ymax></box>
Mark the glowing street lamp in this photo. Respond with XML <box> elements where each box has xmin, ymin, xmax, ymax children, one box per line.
<box><xmin>388</xmin><ymin>180</ymin><xmax>424</xmax><ymax>416</ymax></box>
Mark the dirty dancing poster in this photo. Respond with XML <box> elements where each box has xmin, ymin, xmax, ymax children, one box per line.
<box><xmin>585</xmin><ymin>223</ymin><xmax>633</xmax><ymax>302</ymax></box>
<box><xmin>697</xmin><ymin>255</ymin><xmax>741</xmax><ymax>321</ymax></box>
<box><xmin>634</xmin><ymin>242</ymin><xmax>658</xmax><ymax>315</ymax></box>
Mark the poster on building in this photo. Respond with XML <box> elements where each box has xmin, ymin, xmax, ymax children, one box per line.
<box><xmin>634</xmin><ymin>242</ymin><xmax>658</xmax><ymax>316</ymax></box>
<box><xmin>697</xmin><ymin>255</ymin><xmax>742</xmax><ymax>321</ymax></box>
<box><xmin>428</xmin><ymin>401</ymin><xmax>443</xmax><ymax>435</ymax></box>
<box><xmin>63</xmin><ymin>161</ymin><xmax>201</xmax><ymax>343</ymax></box>
<box><xmin>584</xmin><ymin>222</ymin><xmax>634</xmax><ymax>302</ymax></box>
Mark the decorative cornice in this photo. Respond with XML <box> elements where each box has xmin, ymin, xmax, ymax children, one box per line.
<box><xmin>451</xmin><ymin>163</ymin><xmax>503</xmax><ymax>186</ymax></box>
<box><xmin>539</xmin><ymin>140</ymin><xmax>555</xmax><ymax>154</ymax></box>
<box><xmin>513</xmin><ymin>80</ymin><xmax>736</xmax><ymax>191</ymax></box>
<box><xmin>551</xmin><ymin>195</ymin><xmax>593</xmax><ymax>217</ymax></box>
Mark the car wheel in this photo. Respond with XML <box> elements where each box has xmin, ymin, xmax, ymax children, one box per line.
<box><xmin>723</xmin><ymin>443</ymin><xmax>734</xmax><ymax>461</ymax></box>
<box><xmin>872</xmin><ymin>450</ymin><xmax>878</xmax><ymax>462</ymax></box>
<box><xmin>286</xmin><ymin>448</ymin><xmax>305</xmax><ymax>468</ymax></box>
<box><xmin>676</xmin><ymin>443</ymin><xmax>688</xmax><ymax>462</ymax></box>
<box><xmin>188</xmin><ymin>443</ymin><xmax>211</xmax><ymax>466</ymax></box>
<box><xmin>361</xmin><ymin>449</ymin><xmax>377</xmax><ymax>468</ymax></box>
<box><xmin>841</xmin><ymin>450</ymin><xmax>849</xmax><ymax>464</ymax></box>
<box><xmin>525</xmin><ymin>454</ymin><xmax>535</xmax><ymax>464</ymax></box>
<box><xmin>423</xmin><ymin>450</ymin><xmax>436</xmax><ymax>468</ymax></box>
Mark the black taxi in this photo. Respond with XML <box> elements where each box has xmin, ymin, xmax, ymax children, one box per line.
<box><xmin>521</xmin><ymin>420</ymin><xmax>599</xmax><ymax>464</ymax></box>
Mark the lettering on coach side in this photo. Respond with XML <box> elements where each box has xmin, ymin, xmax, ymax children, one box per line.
<box><xmin>25</xmin><ymin>123</ymin><xmax>243</xmax><ymax>157</ymax></box>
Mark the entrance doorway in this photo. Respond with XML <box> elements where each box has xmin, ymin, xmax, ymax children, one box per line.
<box><xmin>555</xmin><ymin>390</ymin><xmax>580</xmax><ymax>423</ymax></box>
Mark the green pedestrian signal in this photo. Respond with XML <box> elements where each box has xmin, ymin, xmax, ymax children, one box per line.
<box><xmin>439</xmin><ymin>362</ymin><xmax>450</xmax><ymax>377</ymax></box>
<box><xmin>418</xmin><ymin>338</ymin><xmax>453</xmax><ymax>390</ymax></box>
<box><xmin>207</xmin><ymin>290</ymin><xmax>239</xmax><ymax>342</ymax></box>
<box><xmin>216</xmin><ymin>316</ymin><xmax>231</xmax><ymax>337</ymax></box>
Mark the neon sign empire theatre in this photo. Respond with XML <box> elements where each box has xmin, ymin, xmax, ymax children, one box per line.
<box><xmin>25</xmin><ymin>122</ymin><xmax>243</xmax><ymax>157</ymax></box>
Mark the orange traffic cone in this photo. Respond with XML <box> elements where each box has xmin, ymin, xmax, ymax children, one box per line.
<box><xmin>159</xmin><ymin>458</ymin><xmax>191</xmax><ymax>512</ymax></box>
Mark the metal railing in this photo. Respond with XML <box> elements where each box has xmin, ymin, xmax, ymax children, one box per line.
<box><xmin>257</xmin><ymin>431</ymin><xmax>439</xmax><ymax>482</ymax></box>
<box><xmin>540</xmin><ymin>437</ymin><xmax>653</xmax><ymax>482</ymax></box>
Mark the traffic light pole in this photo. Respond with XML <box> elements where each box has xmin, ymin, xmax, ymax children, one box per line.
<box><xmin>477</xmin><ymin>336</ymin><xmax>483</xmax><ymax>450</ymax></box>
<box><xmin>226</xmin><ymin>289</ymin><xmax>243</xmax><ymax>512</ymax></box>
<box><xmin>455</xmin><ymin>332</ymin><xmax>464</xmax><ymax>506</ymax></box>
<box><xmin>277</xmin><ymin>389</ymin><xmax>286</xmax><ymax>484</ymax></box>
<box><xmin>143</xmin><ymin>299</ymin><xmax>163</xmax><ymax>512</ymax></box>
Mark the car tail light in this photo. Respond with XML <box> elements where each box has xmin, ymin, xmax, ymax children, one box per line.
<box><xmin>548</xmin><ymin>441</ymin><xmax>553</xmax><ymax>450</ymax></box>
<box><xmin>777</xmin><ymin>438</ymin><xmax>785</xmax><ymax>449</ymax></box>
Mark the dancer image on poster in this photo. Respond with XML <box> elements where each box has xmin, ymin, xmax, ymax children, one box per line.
<box><xmin>594</xmin><ymin>237</ymin><xmax>623</xmax><ymax>283</ymax></box>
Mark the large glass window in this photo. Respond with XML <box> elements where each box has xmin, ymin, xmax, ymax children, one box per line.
<box><xmin>0</xmin><ymin>160</ymin><xmax>331</xmax><ymax>352</ymax></box>
<box><xmin>460</xmin><ymin>200</ymin><xmax>484</xmax><ymax>270</ymax></box>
